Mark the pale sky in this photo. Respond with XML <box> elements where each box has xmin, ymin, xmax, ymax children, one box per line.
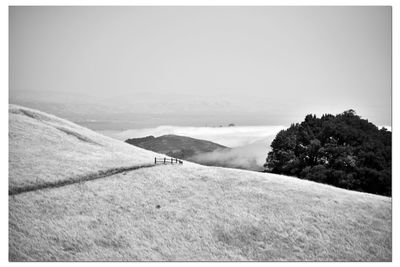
<box><xmin>9</xmin><ymin>6</ymin><xmax>391</xmax><ymax>129</ymax></box>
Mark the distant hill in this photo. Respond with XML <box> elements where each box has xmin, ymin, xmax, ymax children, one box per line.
<box><xmin>125</xmin><ymin>135</ymin><xmax>270</xmax><ymax>172</ymax></box>
<box><xmin>125</xmin><ymin>134</ymin><xmax>228</xmax><ymax>159</ymax></box>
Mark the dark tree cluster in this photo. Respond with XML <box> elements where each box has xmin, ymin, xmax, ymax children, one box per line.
<box><xmin>265</xmin><ymin>110</ymin><xmax>391</xmax><ymax>196</ymax></box>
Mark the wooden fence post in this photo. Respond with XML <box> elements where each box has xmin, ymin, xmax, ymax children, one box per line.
<box><xmin>164</xmin><ymin>157</ymin><xmax>166</xmax><ymax>164</ymax></box>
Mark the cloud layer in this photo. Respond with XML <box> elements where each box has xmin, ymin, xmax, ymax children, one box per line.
<box><xmin>190</xmin><ymin>137</ymin><xmax>277</xmax><ymax>171</ymax></box>
<box><xmin>110</xmin><ymin>125</ymin><xmax>286</xmax><ymax>148</ymax></box>
<box><xmin>105</xmin><ymin>125</ymin><xmax>286</xmax><ymax>171</ymax></box>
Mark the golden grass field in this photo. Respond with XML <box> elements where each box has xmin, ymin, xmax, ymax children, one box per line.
<box><xmin>9</xmin><ymin>105</ymin><xmax>392</xmax><ymax>261</ymax></box>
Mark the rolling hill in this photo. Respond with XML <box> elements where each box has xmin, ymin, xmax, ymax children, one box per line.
<box><xmin>9</xmin><ymin>104</ymin><xmax>166</xmax><ymax>194</ymax></box>
<box><xmin>9</xmin><ymin>105</ymin><xmax>391</xmax><ymax>261</ymax></box>
<box><xmin>125</xmin><ymin>134</ymin><xmax>227</xmax><ymax>160</ymax></box>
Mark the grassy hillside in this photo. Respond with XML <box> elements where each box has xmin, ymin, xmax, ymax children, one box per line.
<box><xmin>125</xmin><ymin>134</ymin><xmax>227</xmax><ymax>159</ymax></box>
<box><xmin>9</xmin><ymin>105</ymin><xmax>391</xmax><ymax>261</ymax></box>
<box><xmin>9</xmin><ymin>105</ymin><xmax>166</xmax><ymax>193</ymax></box>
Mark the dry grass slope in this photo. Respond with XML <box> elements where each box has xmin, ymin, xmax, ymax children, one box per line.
<box><xmin>9</xmin><ymin>105</ymin><xmax>391</xmax><ymax>261</ymax></box>
<box><xmin>9</xmin><ymin>104</ymin><xmax>163</xmax><ymax>193</ymax></box>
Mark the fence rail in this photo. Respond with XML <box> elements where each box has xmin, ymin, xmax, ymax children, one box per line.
<box><xmin>154</xmin><ymin>157</ymin><xmax>183</xmax><ymax>165</ymax></box>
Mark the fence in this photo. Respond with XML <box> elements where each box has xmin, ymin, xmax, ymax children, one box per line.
<box><xmin>154</xmin><ymin>157</ymin><xmax>183</xmax><ymax>165</ymax></box>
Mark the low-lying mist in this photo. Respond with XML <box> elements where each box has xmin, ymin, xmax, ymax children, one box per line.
<box><xmin>107</xmin><ymin>125</ymin><xmax>286</xmax><ymax>171</ymax></box>
<box><xmin>189</xmin><ymin>136</ymin><xmax>277</xmax><ymax>171</ymax></box>
<box><xmin>110</xmin><ymin>125</ymin><xmax>285</xmax><ymax>147</ymax></box>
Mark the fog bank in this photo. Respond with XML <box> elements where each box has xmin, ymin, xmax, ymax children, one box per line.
<box><xmin>190</xmin><ymin>137</ymin><xmax>277</xmax><ymax>171</ymax></box>
<box><xmin>107</xmin><ymin>125</ymin><xmax>286</xmax><ymax>148</ymax></box>
<box><xmin>104</xmin><ymin>125</ymin><xmax>285</xmax><ymax>171</ymax></box>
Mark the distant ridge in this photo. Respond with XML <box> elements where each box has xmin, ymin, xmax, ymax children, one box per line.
<box><xmin>125</xmin><ymin>134</ymin><xmax>228</xmax><ymax>160</ymax></box>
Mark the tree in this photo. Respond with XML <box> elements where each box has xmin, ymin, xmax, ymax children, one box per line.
<box><xmin>265</xmin><ymin>110</ymin><xmax>391</xmax><ymax>196</ymax></box>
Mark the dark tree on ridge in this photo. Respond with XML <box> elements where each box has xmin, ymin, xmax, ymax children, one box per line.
<box><xmin>265</xmin><ymin>110</ymin><xmax>391</xmax><ymax>196</ymax></box>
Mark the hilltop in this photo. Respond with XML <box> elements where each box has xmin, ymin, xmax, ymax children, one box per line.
<box><xmin>9</xmin><ymin>104</ymin><xmax>164</xmax><ymax>194</ymax></box>
<box><xmin>9</xmin><ymin>105</ymin><xmax>391</xmax><ymax>261</ymax></box>
<box><xmin>125</xmin><ymin>134</ymin><xmax>227</xmax><ymax>160</ymax></box>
